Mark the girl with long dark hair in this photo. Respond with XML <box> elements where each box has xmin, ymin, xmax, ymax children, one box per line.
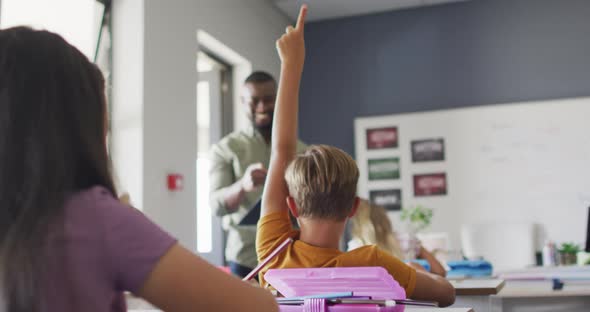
<box><xmin>0</xmin><ymin>27</ymin><xmax>277</xmax><ymax>312</ymax></box>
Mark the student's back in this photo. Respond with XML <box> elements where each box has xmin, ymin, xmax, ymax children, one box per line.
<box><xmin>43</xmin><ymin>186</ymin><xmax>174</xmax><ymax>311</ymax></box>
<box><xmin>258</xmin><ymin>212</ymin><xmax>415</xmax><ymax>292</ymax></box>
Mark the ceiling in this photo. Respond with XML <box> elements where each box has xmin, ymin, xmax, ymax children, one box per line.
<box><xmin>273</xmin><ymin>0</ymin><xmax>470</xmax><ymax>22</ymax></box>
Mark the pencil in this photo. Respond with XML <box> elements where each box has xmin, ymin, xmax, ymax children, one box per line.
<box><xmin>243</xmin><ymin>237</ymin><xmax>294</xmax><ymax>281</ymax></box>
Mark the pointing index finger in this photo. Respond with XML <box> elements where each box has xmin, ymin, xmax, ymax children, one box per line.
<box><xmin>295</xmin><ymin>4</ymin><xmax>308</xmax><ymax>31</ymax></box>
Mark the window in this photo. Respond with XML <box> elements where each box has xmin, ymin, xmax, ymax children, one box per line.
<box><xmin>2</xmin><ymin>0</ymin><xmax>114</xmax><ymax>150</ymax></box>
<box><xmin>1</xmin><ymin>0</ymin><xmax>104</xmax><ymax>59</ymax></box>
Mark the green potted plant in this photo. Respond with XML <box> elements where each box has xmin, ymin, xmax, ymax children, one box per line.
<box><xmin>557</xmin><ymin>242</ymin><xmax>580</xmax><ymax>266</ymax></box>
<box><xmin>399</xmin><ymin>205</ymin><xmax>433</xmax><ymax>260</ymax></box>
<box><xmin>400</xmin><ymin>205</ymin><xmax>433</xmax><ymax>234</ymax></box>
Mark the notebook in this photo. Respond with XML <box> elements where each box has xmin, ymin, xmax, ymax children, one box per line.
<box><xmin>238</xmin><ymin>200</ymin><xmax>261</xmax><ymax>226</ymax></box>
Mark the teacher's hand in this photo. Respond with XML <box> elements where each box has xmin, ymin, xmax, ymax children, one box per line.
<box><xmin>241</xmin><ymin>163</ymin><xmax>267</xmax><ymax>193</ymax></box>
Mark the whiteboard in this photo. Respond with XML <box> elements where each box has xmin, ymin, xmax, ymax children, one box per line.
<box><xmin>354</xmin><ymin>97</ymin><xmax>590</xmax><ymax>251</ymax></box>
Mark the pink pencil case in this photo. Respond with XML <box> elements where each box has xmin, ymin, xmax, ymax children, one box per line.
<box><xmin>265</xmin><ymin>267</ymin><xmax>406</xmax><ymax>312</ymax></box>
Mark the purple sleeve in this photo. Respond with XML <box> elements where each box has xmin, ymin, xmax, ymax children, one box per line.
<box><xmin>97</xmin><ymin>192</ymin><xmax>177</xmax><ymax>294</ymax></box>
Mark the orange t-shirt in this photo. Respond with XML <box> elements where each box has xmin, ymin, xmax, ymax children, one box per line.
<box><xmin>256</xmin><ymin>211</ymin><xmax>417</xmax><ymax>296</ymax></box>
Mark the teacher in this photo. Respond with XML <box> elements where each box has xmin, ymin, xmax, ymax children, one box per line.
<box><xmin>209</xmin><ymin>71</ymin><xmax>306</xmax><ymax>278</ymax></box>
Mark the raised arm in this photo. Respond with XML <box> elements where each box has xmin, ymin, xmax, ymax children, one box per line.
<box><xmin>260</xmin><ymin>5</ymin><xmax>307</xmax><ymax>218</ymax></box>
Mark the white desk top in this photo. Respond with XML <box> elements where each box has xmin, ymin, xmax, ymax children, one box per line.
<box><xmin>128</xmin><ymin>308</ymin><xmax>474</xmax><ymax>312</ymax></box>
<box><xmin>127</xmin><ymin>295</ymin><xmax>474</xmax><ymax>312</ymax></box>
<box><xmin>449</xmin><ymin>279</ymin><xmax>505</xmax><ymax>296</ymax></box>
<box><xmin>498</xmin><ymin>265</ymin><xmax>590</xmax><ymax>281</ymax></box>
<box><xmin>406</xmin><ymin>309</ymin><xmax>473</xmax><ymax>312</ymax></box>
<box><xmin>491</xmin><ymin>266</ymin><xmax>590</xmax><ymax>298</ymax></box>
<box><xmin>496</xmin><ymin>279</ymin><xmax>590</xmax><ymax>298</ymax></box>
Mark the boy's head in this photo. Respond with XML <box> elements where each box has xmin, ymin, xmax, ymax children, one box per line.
<box><xmin>285</xmin><ymin>145</ymin><xmax>359</xmax><ymax>221</ymax></box>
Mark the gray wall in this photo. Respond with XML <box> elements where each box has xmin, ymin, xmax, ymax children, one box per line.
<box><xmin>299</xmin><ymin>0</ymin><xmax>590</xmax><ymax>155</ymax></box>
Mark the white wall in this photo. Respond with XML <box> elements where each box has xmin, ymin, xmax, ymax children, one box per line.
<box><xmin>355</xmin><ymin>98</ymin><xmax>590</xmax><ymax>254</ymax></box>
<box><xmin>112</xmin><ymin>0</ymin><xmax>291</xmax><ymax>250</ymax></box>
<box><xmin>191</xmin><ymin>0</ymin><xmax>290</xmax><ymax>130</ymax></box>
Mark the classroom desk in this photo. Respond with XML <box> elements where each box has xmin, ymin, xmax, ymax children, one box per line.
<box><xmin>451</xmin><ymin>279</ymin><xmax>505</xmax><ymax>296</ymax></box>
<box><xmin>490</xmin><ymin>279</ymin><xmax>590</xmax><ymax>312</ymax></box>
<box><xmin>449</xmin><ymin>279</ymin><xmax>505</xmax><ymax>312</ymax></box>
<box><xmin>389</xmin><ymin>309</ymin><xmax>472</xmax><ymax>312</ymax></box>
<box><xmin>128</xmin><ymin>307</ymin><xmax>473</xmax><ymax>312</ymax></box>
<box><xmin>126</xmin><ymin>294</ymin><xmax>154</xmax><ymax>310</ymax></box>
<box><xmin>493</xmin><ymin>265</ymin><xmax>590</xmax><ymax>312</ymax></box>
<box><xmin>448</xmin><ymin>266</ymin><xmax>590</xmax><ymax>312</ymax></box>
<box><xmin>126</xmin><ymin>295</ymin><xmax>474</xmax><ymax>312</ymax></box>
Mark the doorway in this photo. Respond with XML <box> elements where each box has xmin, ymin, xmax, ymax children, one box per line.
<box><xmin>196</xmin><ymin>51</ymin><xmax>232</xmax><ymax>265</ymax></box>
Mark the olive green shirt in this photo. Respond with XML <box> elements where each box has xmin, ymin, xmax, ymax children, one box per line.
<box><xmin>209</xmin><ymin>126</ymin><xmax>306</xmax><ymax>268</ymax></box>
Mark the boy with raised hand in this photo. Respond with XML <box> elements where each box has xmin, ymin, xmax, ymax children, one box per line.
<box><xmin>256</xmin><ymin>5</ymin><xmax>456</xmax><ymax>307</ymax></box>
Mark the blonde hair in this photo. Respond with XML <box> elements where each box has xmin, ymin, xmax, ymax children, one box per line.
<box><xmin>284</xmin><ymin>145</ymin><xmax>359</xmax><ymax>221</ymax></box>
<box><xmin>351</xmin><ymin>199</ymin><xmax>403</xmax><ymax>258</ymax></box>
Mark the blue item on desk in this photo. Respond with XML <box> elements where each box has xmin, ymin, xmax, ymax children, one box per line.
<box><xmin>407</xmin><ymin>259</ymin><xmax>431</xmax><ymax>272</ymax></box>
<box><xmin>552</xmin><ymin>278</ymin><xmax>564</xmax><ymax>290</ymax></box>
<box><xmin>446</xmin><ymin>260</ymin><xmax>493</xmax><ymax>278</ymax></box>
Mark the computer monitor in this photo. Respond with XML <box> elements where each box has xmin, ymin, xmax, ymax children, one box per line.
<box><xmin>586</xmin><ymin>206</ymin><xmax>590</xmax><ymax>252</ymax></box>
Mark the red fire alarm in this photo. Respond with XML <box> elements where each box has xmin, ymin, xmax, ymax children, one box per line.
<box><xmin>167</xmin><ymin>174</ymin><xmax>184</xmax><ymax>191</ymax></box>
